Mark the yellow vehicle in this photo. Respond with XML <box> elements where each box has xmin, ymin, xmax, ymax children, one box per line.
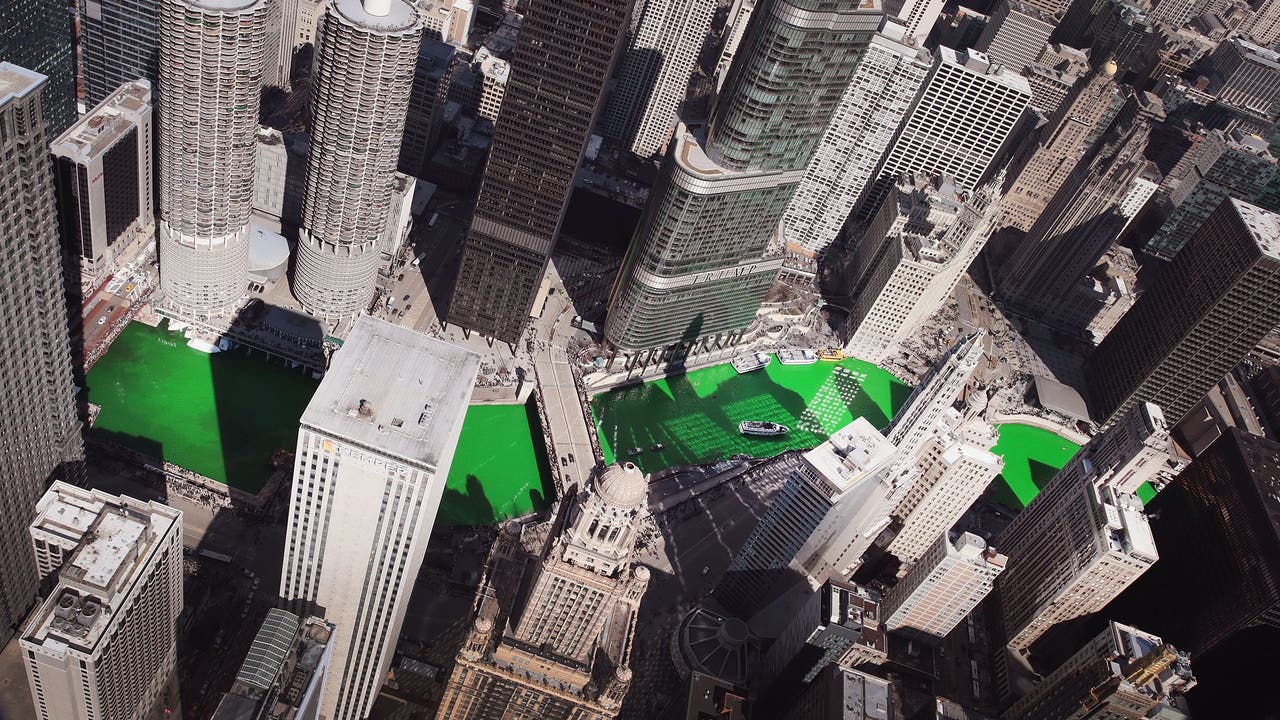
<box><xmin>818</xmin><ymin>348</ymin><xmax>846</xmax><ymax>361</ymax></box>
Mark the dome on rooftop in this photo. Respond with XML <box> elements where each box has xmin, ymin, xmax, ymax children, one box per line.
<box><xmin>1102</xmin><ymin>59</ymin><xmax>1118</xmax><ymax>77</ymax></box>
<box><xmin>595</xmin><ymin>462</ymin><xmax>647</xmax><ymax>509</ymax></box>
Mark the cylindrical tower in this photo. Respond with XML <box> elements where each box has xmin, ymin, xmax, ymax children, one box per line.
<box><xmin>292</xmin><ymin>0</ymin><xmax>423</xmax><ymax>320</ymax></box>
<box><xmin>157</xmin><ymin>0</ymin><xmax>272</xmax><ymax>318</ymax></box>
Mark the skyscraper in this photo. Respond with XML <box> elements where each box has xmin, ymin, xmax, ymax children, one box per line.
<box><xmin>995</xmin><ymin>459</ymin><xmax>1157</xmax><ymax>654</ymax></box>
<box><xmin>1079</xmin><ymin>401</ymin><xmax>1183</xmax><ymax>495</ymax></box>
<box><xmin>446</xmin><ymin>0</ymin><xmax>631</xmax><ymax>343</ymax></box>
<box><xmin>599</xmin><ymin>0</ymin><xmax>716</xmax><ymax>158</ymax></box>
<box><xmin>78</xmin><ymin>0</ymin><xmax>162</xmax><ymax>107</ymax></box>
<box><xmin>884</xmin><ymin>331</ymin><xmax>985</xmax><ymax>460</ymax></box>
<box><xmin>716</xmin><ymin>420</ymin><xmax>897</xmax><ymax>617</ymax></box>
<box><xmin>855</xmin><ymin>48</ymin><xmax>1030</xmax><ymax>222</ymax></box>
<box><xmin>997</xmin><ymin>62</ymin><xmax>1121</xmax><ymax>232</ymax></box>
<box><xmin>279</xmin><ymin>318</ymin><xmax>478</xmax><ymax>720</ymax></box>
<box><xmin>758</xmin><ymin>579</ymin><xmax>886</xmax><ymax>692</ymax></box>
<box><xmin>292</xmin><ymin>0</ymin><xmax>424</xmax><ymax>320</ymax></box>
<box><xmin>1086</xmin><ymin>198</ymin><xmax>1280</xmax><ymax>426</ymax></box>
<box><xmin>885</xmin><ymin>411</ymin><xmax>1003</xmax><ymax>563</ymax></box>
<box><xmin>1004</xmin><ymin>623</ymin><xmax>1195</xmax><ymax>720</ymax></box>
<box><xmin>605</xmin><ymin>0</ymin><xmax>883</xmax><ymax>355</ymax></box>
<box><xmin>974</xmin><ymin>0</ymin><xmax>1057</xmax><ymax>74</ymax></box>
<box><xmin>1136</xmin><ymin>429</ymin><xmax>1280</xmax><ymax>656</ymax></box>
<box><xmin>783</xmin><ymin>665</ymin><xmax>895</xmax><ymax>720</ymax></box>
<box><xmin>437</xmin><ymin>464</ymin><xmax>651</xmax><ymax>718</ymax></box>
<box><xmin>883</xmin><ymin>532</ymin><xmax>1006</xmax><ymax>643</ymax></box>
<box><xmin>0</xmin><ymin>0</ymin><xmax>76</xmax><ymax>135</ymax></box>
<box><xmin>0</xmin><ymin>64</ymin><xmax>85</xmax><ymax>648</ymax></box>
<box><xmin>893</xmin><ymin>0</ymin><xmax>945</xmax><ymax>40</ymax></box>
<box><xmin>22</xmin><ymin>483</ymin><xmax>183</xmax><ymax>720</ymax></box>
<box><xmin>781</xmin><ymin>22</ymin><xmax>932</xmax><ymax>256</ymax></box>
<box><xmin>211</xmin><ymin>611</ymin><xmax>334</xmax><ymax>720</ymax></box>
<box><xmin>998</xmin><ymin>94</ymin><xmax>1158</xmax><ymax>321</ymax></box>
<box><xmin>840</xmin><ymin>174</ymin><xmax>1002</xmax><ymax>364</ymax></box>
<box><xmin>1145</xmin><ymin>130</ymin><xmax>1278</xmax><ymax>260</ymax></box>
<box><xmin>157</xmin><ymin>0</ymin><xmax>273</xmax><ymax>318</ymax></box>
<box><xmin>50</xmin><ymin>80</ymin><xmax>155</xmax><ymax>287</ymax></box>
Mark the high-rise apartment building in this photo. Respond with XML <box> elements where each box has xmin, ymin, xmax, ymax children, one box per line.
<box><xmin>995</xmin><ymin>462</ymin><xmax>1157</xmax><ymax>654</ymax></box>
<box><xmin>22</xmin><ymin>483</ymin><xmax>182</xmax><ymax>720</ymax></box>
<box><xmin>884</xmin><ymin>532</ymin><xmax>1006</xmax><ymax>643</ymax></box>
<box><xmin>474</xmin><ymin>47</ymin><xmax>509</xmax><ymax>123</ymax></box>
<box><xmin>1148</xmin><ymin>0</ymin><xmax>1209</xmax><ymax>26</ymax></box>
<box><xmin>157</xmin><ymin>0</ymin><xmax>273</xmax><ymax>318</ymax></box>
<box><xmin>447</xmin><ymin>0</ymin><xmax>630</xmax><ymax>344</ymax></box>
<box><xmin>292</xmin><ymin>0</ymin><xmax>424</xmax><ymax>320</ymax></box>
<box><xmin>1005</xmin><ymin>623</ymin><xmax>1195</xmax><ymax>720</ymax></box>
<box><xmin>885</xmin><ymin>411</ymin><xmax>1003</xmax><ymax>563</ymax></box>
<box><xmin>279</xmin><ymin>318</ymin><xmax>478</xmax><ymax>720</ymax></box>
<box><xmin>599</xmin><ymin>0</ymin><xmax>715</xmax><ymax>158</ymax></box>
<box><xmin>1146</xmin><ymin>130</ymin><xmax>1278</xmax><ymax>260</ymax></box>
<box><xmin>1086</xmin><ymin>198</ymin><xmax>1280</xmax><ymax>426</ymax></box>
<box><xmin>840</xmin><ymin>174</ymin><xmax>1002</xmax><ymax>364</ymax></box>
<box><xmin>1083</xmin><ymin>401</ymin><xmax>1184</xmax><ymax>494</ymax></box>
<box><xmin>0</xmin><ymin>1</ymin><xmax>76</xmax><ymax>135</ymax></box>
<box><xmin>856</xmin><ymin>48</ymin><xmax>1030</xmax><ymax>221</ymax></box>
<box><xmin>781</xmin><ymin>22</ymin><xmax>932</xmax><ymax>256</ymax></box>
<box><xmin>998</xmin><ymin>94</ymin><xmax>1158</xmax><ymax>321</ymax></box>
<box><xmin>605</xmin><ymin>0</ymin><xmax>883</xmax><ymax>355</ymax></box>
<box><xmin>974</xmin><ymin>0</ymin><xmax>1057</xmax><ymax>74</ymax></box>
<box><xmin>211</xmin><ymin>610</ymin><xmax>334</xmax><ymax>720</ymax></box>
<box><xmin>79</xmin><ymin>0</ymin><xmax>161</xmax><ymax>107</ymax></box>
<box><xmin>1138</xmin><ymin>429</ymin><xmax>1280</xmax><ymax>656</ymax></box>
<box><xmin>998</xmin><ymin>63</ymin><xmax>1121</xmax><ymax>232</ymax></box>
<box><xmin>51</xmin><ymin>80</ymin><xmax>155</xmax><ymax>287</ymax></box>
<box><xmin>0</xmin><ymin>64</ymin><xmax>85</xmax><ymax>648</ymax></box>
<box><xmin>717</xmin><ymin>419</ymin><xmax>898</xmax><ymax>617</ymax></box>
<box><xmin>437</xmin><ymin>464</ymin><xmax>651</xmax><ymax>718</ymax></box>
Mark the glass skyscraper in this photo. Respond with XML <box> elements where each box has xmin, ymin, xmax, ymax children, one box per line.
<box><xmin>0</xmin><ymin>0</ymin><xmax>77</xmax><ymax>135</ymax></box>
<box><xmin>604</xmin><ymin>0</ymin><xmax>883</xmax><ymax>357</ymax></box>
<box><xmin>79</xmin><ymin>0</ymin><xmax>162</xmax><ymax>107</ymax></box>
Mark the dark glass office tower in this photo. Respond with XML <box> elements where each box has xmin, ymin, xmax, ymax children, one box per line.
<box><xmin>604</xmin><ymin>0</ymin><xmax>883</xmax><ymax>357</ymax></box>
<box><xmin>79</xmin><ymin>0</ymin><xmax>161</xmax><ymax>107</ymax></box>
<box><xmin>446</xmin><ymin>0</ymin><xmax>631</xmax><ymax>344</ymax></box>
<box><xmin>1085</xmin><ymin>197</ymin><xmax>1280</xmax><ymax>426</ymax></box>
<box><xmin>0</xmin><ymin>0</ymin><xmax>77</xmax><ymax>135</ymax></box>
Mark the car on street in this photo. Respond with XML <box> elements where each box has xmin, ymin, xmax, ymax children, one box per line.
<box><xmin>561</xmin><ymin>457</ymin><xmax>568</xmax><ymax>467</ymax></box>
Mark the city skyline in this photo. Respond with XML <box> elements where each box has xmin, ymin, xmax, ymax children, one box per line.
<box><xmin>6</xmin><ymin>0</ymin><xmax>1280</xmax><ymax>715</ymax></box>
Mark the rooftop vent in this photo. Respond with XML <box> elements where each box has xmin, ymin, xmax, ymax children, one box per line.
<box><xmin>357</xmin><ymin>399</ymin><xmax>373</xmax><ymax>418</ymax></box>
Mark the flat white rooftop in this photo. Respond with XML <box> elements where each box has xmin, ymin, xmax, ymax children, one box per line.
<box><xmin>804</xmin><ymin>416</ymin><xmax>897</xmax><ymax>493</ymax></box>
<box><xmin>302</xmin><ymin>317</ymin><xmax>479</xmax><ymax>468</ymax></box>
<box><xmin>1230</xmin><ymin>198</ymin><xmax>1280</xmax><ymax>259</ymax></box>
<box><xmin>0</xmin><ymin>62</ymin><xmax>44</xmax><ymax>105</ymax></box>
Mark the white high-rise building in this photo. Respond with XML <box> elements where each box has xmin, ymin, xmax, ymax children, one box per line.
<box><xmin>157</xmin><ymin>0</ymin><xmax>273</xmax><ymax>318</ymax></box>
<box><xmin>50</xmin><ymin>80</ymin><xmax>154</xmax><ymax>287</ymax></box>
<box><xmin>841</xmin><ymin>174</ymin><xmax>1002</xmax><ymax>364</ymax></box>
<box><xmin>884</xmin><ymin>532</ymin><xmax>1006</xmax><ymax>642</ymax></box>
<box><xmin>293</xmin><ymin>0</ymin><xmax>424</xmax><ymax>320</ymax></box>
<box><xmin>885</xmin><ymin>330</ymin><xmax>986</xmax><ymax>460</ymax></box>
<box><xmin>445</xmin><ymin>0</ymin><xmax>474</xmax><ymax>44</ymax></box>
<box><xmin>279</xmin><ymin>317</ymin><xmax>478</xmax><ymax>720</ymax></box>
<box><xmin>781</xmin><ymin>23</ymin><xmax>932</xmax><ymax>256</ymax></box>
<box><xmin>599</xmin><ymin>0</ymin><xmax>716</xmax><ymax>157</ymax></box>
<box><xmin>716</xmin><ymin>418</ymin><xmax>898</xmax><ymax>617</ymax></box>
<box><xmin>22</xmin><ymin>483</ymin><xmax>183</xmax><ymax>720</ymax></box>
<box><xmin>894</xmin><ymin>0</ymin><xmax>946</xmax><ymax>40</ymax></box>
<box><xmin>885</xmin><ymin>410</ymin><xmax>1003</xmax><ymax>563</ymax></box>
<box><xmin>996</xmin><ymin>458</ymin><xmax>1158</xmax><ymax>653</ymax></box>
<box><xmin>856</xmin><ymin>47</ymin><xmax>1031</xmax><ymax>221</ymax></box>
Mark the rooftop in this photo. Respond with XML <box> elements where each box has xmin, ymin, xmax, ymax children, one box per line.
<box><xmin>804</xmin><ymin>417</ymin><xmax>897</xmax><ymax>494</ymax></box>
<box><xmin>51</xmin><ymin>79</ymin><xmax>151</xmax><ymax>161</ymax></box>
<box><xmin>301</xmin><ymin>317</ymin><xmax>479</xmax><ymax>468</ymax></box>
<box><xmin>937</xmin><ymin>47</ymin><xmax>1034</xmax><ymax>96</ymax></box>
<box><xmin>1230</xmin><ymin>198</ymin><xmax>1280</xmax><ymax>258</ymax></box>
<box><xmin>833</xmin><ymin>666</ymin><xmax>892</xmax><ymax>720</ymax></box>
<box><xmin>24</xmin><ymin>484</ymin><xmax>180</xmax><ymax>654</ymax></box>
<box><xmin>212</xmin><ymin>615</ymin><xmax>335</xmax><ymax>720</ymax></box>
<box><xmin>334</xmin><ymin>0</ymin><xmax>421</xmax><ymax>33</ymax></box>
<box><xmin>0</xmin><ymin>62</ymin><xmax>44</xmax><ymax>106</ymax></box>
